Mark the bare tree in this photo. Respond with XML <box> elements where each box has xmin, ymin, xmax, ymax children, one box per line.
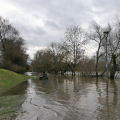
<box><xmin>33</xmin><ymin>42</ymin><xmax>67</xmax><ymax>74</ymax></box>
<box><xmin>62</xmin><ymin>26</ymin><xmax>86</xmax><ymax>76</ymax></box>
<box><xmin>48</xmin><ymin>42</ymin><xmax>65</xmax><ymax>74</ymax></box>
<box><xmin>88</xmin><ymin>21</ymin><xmax>120</xmax><ymax>79</ymax></box>
<box><xmin>87</xmin><ymin>22</ymin><xmax>106</xmax><ymax>77</ymax></box>
<box><xmin>105</xmin><ymin>23</ymin><xmax>120</xmax><ymax>79</ymax></box>
<box><xmin>0</xmin><ymin>16</ymin><xmax>19</xmax><ymax>53</ymax></box>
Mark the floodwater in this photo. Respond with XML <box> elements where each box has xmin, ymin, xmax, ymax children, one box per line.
<box><xmin>1</xmin><ymin>75</ymin><xmax>120</xmax><ymax>120</ymax></box>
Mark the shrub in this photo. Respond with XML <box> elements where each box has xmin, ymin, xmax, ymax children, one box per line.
<box><xmin>10</xmin><ymin>64</ymin><xmax>27</xmax><ymax>74</ymax></box>
<box><xmin>0</xmin><ymin>60</ymin><xmax>12</xmax><ymax>70</ymax></box>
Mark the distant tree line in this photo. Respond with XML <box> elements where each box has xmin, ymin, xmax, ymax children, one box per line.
<box><xmin>0</xmin><ymin>16</ymin><xmax>29</xmax><ymax>73</ymax></box>
<box><xmin>32</xmin><ymin>19</ymin><xmax>120</xmax><ymax>79</ymax></box>
<box><xmin>1</xmin><ymin>16</ymin><xmax>120</xmax><ymax>79</ymax></box>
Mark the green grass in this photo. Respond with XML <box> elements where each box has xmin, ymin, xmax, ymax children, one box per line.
<box><xmin>0</xmin><ymin>95</ymin><xmax>27</xmax><ymax>120</ymax></box>
<box><xmin>0</xmin><ymin>69</ymin><xmax>36</xmax><ymax>94</ymax></box>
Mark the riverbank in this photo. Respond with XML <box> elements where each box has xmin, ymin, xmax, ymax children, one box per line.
<box><xmin>0</xmin><ymin>69</ymin><xmax>36</xmax><ymax>94</ymax></box>
<box><xmin>0</xmin><ymin>95</ymin><xmax>27</xmax><ymax>120</ymax></box>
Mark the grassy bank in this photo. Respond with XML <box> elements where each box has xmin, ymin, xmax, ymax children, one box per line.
<box><xmin>0</xmin><ymin>69</ymin><xmax>36</xmax><ymax>94</ymax></box>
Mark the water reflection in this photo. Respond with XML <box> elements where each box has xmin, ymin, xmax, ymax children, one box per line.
<box><xmin>0</xmin><ymin>80</ymin><xmax>29</xmax><ymax>96</ymax></box>
<box><xmin>1</xmin><ymin>75</ymin><xmax>120</xmax><ymax>120</ymax></box>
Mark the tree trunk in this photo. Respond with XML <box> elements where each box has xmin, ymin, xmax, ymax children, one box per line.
<box><xmin>71</xmin><ymin>69</ymin><xmax>74</xmax><ymax>78</ymax></box>
<box><xmin>95</xmin><ymin>51</ymin><xmax>99</xmax><ymax>77</ymax></box>
<box><xmin>95</xmin><ymin>60</ymin><xmax>98</xmax><ymax>77</ymax></box>
<box><xmin>110</xmin><ymin>54</ymin><xmax>117</xmax><ymax>79</ymax></box>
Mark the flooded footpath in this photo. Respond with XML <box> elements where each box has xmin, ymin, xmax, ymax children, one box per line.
<box><xmin>1</xmin><ymin>75</ymin><xmax>120</xmax><ymax>120</ymax></box>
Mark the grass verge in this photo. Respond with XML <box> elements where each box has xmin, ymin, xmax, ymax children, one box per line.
<box><xmin>0</xmin><ymin>95</ymin><xmax>27</xmax><ymax>120</ymax></box>
<box><xmin>0</xmin><ymin>69</ymin><xmax>36</xmax><ymax>94</ymax></box>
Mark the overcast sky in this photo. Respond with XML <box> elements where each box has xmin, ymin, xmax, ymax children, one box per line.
<box><xmin>0</xmin><ymin>0</ymin><xmax>120</xmax><ymax>59</ymax></box>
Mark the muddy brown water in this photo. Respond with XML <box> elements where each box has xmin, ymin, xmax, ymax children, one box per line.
<box><xmin>1</xmin><ymin>75</ymin><xmax>120</xmax><ymax>120</ymax></box>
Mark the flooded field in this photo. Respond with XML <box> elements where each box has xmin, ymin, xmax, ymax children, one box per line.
<box><xmin>1</xmin><ymin>74</ymin><xmax>120</xmax><ymax>120</ymax></box>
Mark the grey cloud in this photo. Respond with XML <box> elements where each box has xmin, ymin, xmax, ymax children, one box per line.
<box><xmin>45</xmin><ymin>20</ymin><xmax>59</xmax><ymax>30</ymax></box>
<box><xmin>0</xmin><ymin>0</ymin><xmax>120</xmax><ymax>59</ymax></box>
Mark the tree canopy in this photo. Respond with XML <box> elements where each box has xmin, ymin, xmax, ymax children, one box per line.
<box><xmin>0</xmin><ymin>16</ymin><xmax>29</xmax><ymax>73</ymax></box>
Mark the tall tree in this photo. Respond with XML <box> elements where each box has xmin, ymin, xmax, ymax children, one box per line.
<box><xmin>0</xmin><ymin>16</ymin><xmax>19</xmax><ymax>52</ymax></box>
<box><xmin>0</xmin><ymin>16</ymin><xmax>29</xmax><ymax>73</ymax></box>
<box><xmin>88</xmin><ymin>21</ymin><xmax>120</xmax><ymax>79</ymax></box>
<box><xmin>62</xmin><ymin>26</ymin><xmax>86</xmax><ymax>76</ymax></box>
<box><xmin>87</xmin><ymin>22</ymin><xmax>106</xmax><ymax>77</ymax></box>
<box><xmin>105</xmin><ymin>23</ymin><xmax>120</xmax><ymax>79</ymax></box>
<box><xmin>33</xmin><ymin>42</ymin><xmax>67</xmax><ymax>74</ymax></box>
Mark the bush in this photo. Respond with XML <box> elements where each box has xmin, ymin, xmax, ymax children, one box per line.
<box><xmin>0</xmin><ymin>60</ymin><xmax>12</xmax><ymax>70</ymax></box>
<box><xmin>10</xmin><ymin>64</ymin><xmax>27</xmax><ymax>74</ymax></box>
<box><xmin>0</xmin><ymin>60</ymin><xmax>27</xmax><ymax>74</ymax></box>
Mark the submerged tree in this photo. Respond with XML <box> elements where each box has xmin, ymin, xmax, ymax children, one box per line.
<box><xmin>33</xmin><ymin>49</ymin><xmax>52</xmax><ymax>72</ymax></box>
<box><xmin>62</xmin><ymin>26</ymin><xmax>86</xmax><ymax>76</ymax></box>
<box><xmin>105</xmin><ymin>23</ymin><xmax>120</xmax><ymax>79</ymax></box>
<box><xmin>33</xmin><ymin>42</ymin><xmax>69</xmax><ymax>74</ymax></box>
<box><xmin>88</xmin><ymin>20</ymin><xmax>120</xmax><ymax>79</ymax></box>
<box><xmin>87</xmin><ymin>22</ymin><xmax>106</xmax><ymax>77</ymax></box>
